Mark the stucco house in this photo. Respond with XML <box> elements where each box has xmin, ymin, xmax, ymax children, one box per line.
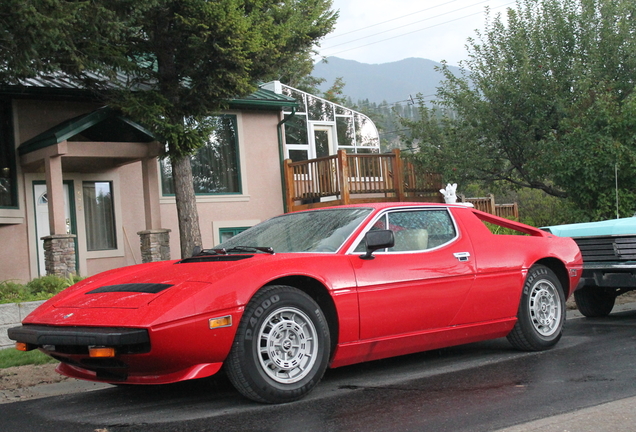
<box><xmin>0</xmin><ymin>79</ymin><xmax>382</xmax><ymax>282</ymax></box>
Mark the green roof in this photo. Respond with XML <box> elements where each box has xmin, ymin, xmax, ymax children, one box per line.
<box><xmin>2</xmin><ymin>78</ymin><xmax>298</xmax><ymax>110</ymax></box>
<box><xmin>228</xmin><ymin>87</ymin><xmax>297</xmax><ymax>110</ymax></box>
<box><xmin>19</xmin><ymin>106</ymin><xmax>156</xmax><ymax>156</ymax></box>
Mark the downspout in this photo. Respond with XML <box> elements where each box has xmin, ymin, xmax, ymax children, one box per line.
<box><xmin>277</xmin><ymin>107</ymin><xmax>296</xmax><ymax>213</ymax></box>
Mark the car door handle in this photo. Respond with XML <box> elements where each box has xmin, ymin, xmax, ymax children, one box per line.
<box><xmin>453</xmin><ymin>252</ymin><xmax>471</xmax><ymax>262</ymax></box>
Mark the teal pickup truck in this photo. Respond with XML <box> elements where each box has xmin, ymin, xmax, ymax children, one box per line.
<box><xmin>543</xmin><ymin>217</ymin><xmax>636</xmax><ymax>317</ymax></box>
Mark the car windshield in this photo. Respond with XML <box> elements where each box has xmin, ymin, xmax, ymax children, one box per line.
<box><xmin>215</xmin><ymin>208</ymin><xmax>372</xmax><ymax>253</ymax></box>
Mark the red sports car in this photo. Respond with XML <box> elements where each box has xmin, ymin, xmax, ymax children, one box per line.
<box><xmin>9</xmin><ymin>203</ymin><xmax>582</xmax><ymax>403</ymax></box>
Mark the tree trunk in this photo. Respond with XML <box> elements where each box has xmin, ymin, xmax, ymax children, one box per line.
<box><xmin>171</xmin><ymin>155</ymin><xmax>202</xmax><ymax>258</ymax></box>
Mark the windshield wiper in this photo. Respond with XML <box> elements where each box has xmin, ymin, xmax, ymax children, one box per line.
<box><xmin>224</xmin><ymin>246</ymin><xmax>275</xmax><ymax>255</ymax></box>
<box><xmin>193</xmin><ymin>248</ymin><xmax>229</xmax><ymax>256</ymax></box>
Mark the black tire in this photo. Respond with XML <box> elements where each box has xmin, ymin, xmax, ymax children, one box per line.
<box><xmin>574</xmin><ymin>286</ymin><xmax>615</xmax><ymax>317</ymax></box>
<box><xmin>225</xmin><ymin>285</ymin><xmax>330</xmax><ymax>403</ymax></box>
<box><xmin>507</xmin><ymin>265</ymin><xmax>565</xmax><ymax>351</ymax></box>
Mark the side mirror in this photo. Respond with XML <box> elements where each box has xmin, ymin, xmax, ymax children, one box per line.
<box><xmin>360</xmin><ymin>230</ymin><xmax>394</xmax><ymax>260</ymax></box>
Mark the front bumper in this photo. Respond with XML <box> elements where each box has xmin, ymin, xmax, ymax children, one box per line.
<box><xmin>8</xmin><ymin>325</ymin><xmax>151</xmax><ymax>382</ymax></box>
<box><xmin>578</xmin><ymin>262</ymin><xmax>636</xmax><ymax>290</ymax></box>
<box><xmin>8</xmin><ymin>316</ymin><xmax>236</xmax><ymax>385</ymax></box>
<box><xmin>8</xmin><ymin>325</ymin><xmax>149</xmax><ymax>348</ymax></box>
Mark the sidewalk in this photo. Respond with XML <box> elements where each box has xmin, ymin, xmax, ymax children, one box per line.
<box><xmin>494</xmin><ymin>395</ymin><xmax>636</xmax><ymax>432</ymax></box>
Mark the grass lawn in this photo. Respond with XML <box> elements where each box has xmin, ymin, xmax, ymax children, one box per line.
<box><xmin>0</xmin><ymin>347</ymin><xmax>57</xmax><ymax>369</ymax></box>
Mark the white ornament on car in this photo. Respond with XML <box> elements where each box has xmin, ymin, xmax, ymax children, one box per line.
<box><xmin>440</xmin><ymin>183</ymin><xmax>458</xmax><ymax>204</ymax></box>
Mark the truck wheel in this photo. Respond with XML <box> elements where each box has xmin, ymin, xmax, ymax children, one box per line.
<box><xmin>574</xmin><ymin>286</ymin><xmax>615</xmax><ymax>317</ymax></box>
<box><xmin>507</xmin><ymin>265</ymin><xmax>565</xmax><ymax>351</ymax></box>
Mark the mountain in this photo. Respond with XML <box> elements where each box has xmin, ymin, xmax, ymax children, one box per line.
<box><xmin>312</xmin><ymin>57</ymin><xmax>463</xmax><ymax>105</ymax></box>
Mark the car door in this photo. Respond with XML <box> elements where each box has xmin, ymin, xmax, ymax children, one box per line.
<box><xmin>349</xmin><ymin>208</ymin><xmax>476</xmax><ymax>340</ymax></box>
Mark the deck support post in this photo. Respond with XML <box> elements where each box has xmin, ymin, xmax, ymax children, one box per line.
<box><xmin>337</xmin><ymin>150</ymin><xmax>350</xmax><ymax>205</ymax></box>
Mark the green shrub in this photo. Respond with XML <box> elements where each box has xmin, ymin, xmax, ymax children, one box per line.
<box><xmin>0</xmin><ymin>274</ymin><xmax>84</xmax><ymax>304</ymax></box>
<box><xmin>483</xmin><ymin>221</ymin><xmax>528</xmax><ymax>236</ymax></box>
<box><xmin>25</xmin><ymin>275</ymin><xmax>68</xmax><ymax>296</ymax></box>
<box><xmin>0</xmin><ymin>281</ymin><xmax>28</xmax><ymax>304</ymax></box>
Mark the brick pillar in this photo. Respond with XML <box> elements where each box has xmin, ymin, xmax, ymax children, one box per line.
<box><xmin>138</xmin><ymin>229</ymin><xmax>171</xmax><ymax>263</ymax></box>
<box><xmin>42</xmin><ymin>234</ymin><xmax>77</xmax><ymax>277</ymax></box>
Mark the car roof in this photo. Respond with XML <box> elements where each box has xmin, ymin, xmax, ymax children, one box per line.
<box><xmin>295</xmin><ymin>202</ymin><xmax>468</xmax><ymax>212</ymax></box>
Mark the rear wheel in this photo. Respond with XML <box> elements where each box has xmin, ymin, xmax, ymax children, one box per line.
<box><xmin>226</xmin><ymin>285</ymin><xmax>330</xmax><ymax>403</ymax></box>
<box><xmin>507</xmin><ymin>265</ymin><xmax>565</xmax><ymax>351</ymax></box>
<box><xmin>574</xmin><ymin>286</ymin><xmax>615</xmax><ymax>317</ymax></box>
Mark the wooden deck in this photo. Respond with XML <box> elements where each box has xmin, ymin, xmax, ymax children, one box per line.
<box><xmin>283</xmin><ymin>149</ymin><xmax>519</xmax><ymax>219</ymax></box>
<box><xmin>284</xmin><ymin>149</ymin><xmax>443</xmax><ymax>212</ymax></box>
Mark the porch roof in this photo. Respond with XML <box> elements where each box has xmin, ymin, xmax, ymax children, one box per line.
<box><xmin>18</xmin><ymin>106</ymin><xmax>155</xmax><ymax>156</ymax></box>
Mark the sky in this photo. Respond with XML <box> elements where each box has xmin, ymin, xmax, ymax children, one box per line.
<box><xmin>317</xmin><ymin>0</ymin><xmax>516</xmax><ymax>66</ymax></box>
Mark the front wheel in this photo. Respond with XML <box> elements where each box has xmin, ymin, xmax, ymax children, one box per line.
<box><xmin>225</xmin><ymin>285</ymin><xmax>330</xmax><ymax>403</ymax></box>
<box><xmin>574</xmin><ymin>286</ymin><xmax>615</xmax><ymax>317</ymax></box>
<box><xmin>507</xmin><ymin>265</ymin><xmax>565</xmax><ymax>351</ymax></box>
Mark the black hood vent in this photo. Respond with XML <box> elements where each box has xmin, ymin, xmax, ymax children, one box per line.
<box><xmin>86</xmin><ymin>283</ymin><xmax>173</xmax><ymax>294</ymax></box>
<box><xmin>177</xmin><ymin>255</ymin><xmax>254</xmax><ymax>263</ymax></box>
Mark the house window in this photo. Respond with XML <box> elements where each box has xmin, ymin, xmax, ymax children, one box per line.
<box><xmin>284</xmin><ymin>113</ymin><xmax>308</xmax><ymax>145</ymax></box>
<box><xmin>83</xmin><ymin>181</ymin><xmax>117</xmax><ymax>251</ymax></box>
<box><xmin>161</xmin><ymin>115</ymin><xmax>241</xmax><ymax>195</ymax></box>
<box><xmin>336</xmin><ymin>116</ymin><xmax>355</xmax><ymax>147</ymax></box>
<box><xmin>0</xmin><ymin>99</ymin><xmax>16</xmax><ymax>208</ymax></box>
<box><xmin>219</xmin><ymin>227</ymin><xmax>250</xmax><ymax>243</ymax></box>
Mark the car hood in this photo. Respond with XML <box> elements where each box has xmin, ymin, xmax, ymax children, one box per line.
<box><xmin>543</xmin><ymin>217</ymin><xmax>636</xmax><ymax>237</ymax></box>
<box><xmin>52</xmin><ymin>256</ymin><xmax>255</xmax><ymax>309</ymax></box>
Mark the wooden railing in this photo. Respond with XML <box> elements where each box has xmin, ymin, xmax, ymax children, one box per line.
<box><xmin>460</xmin><ymin>194</ymin><xmax>519</xmax><ymax>219</ymax></box>
<box><xmin>283</xmin><ymin>150</ymin><xmax>520</xmax><ymax>218</ymax></box>
<box><xmin>284</xmin><ymin>149</ymin><xmax>444</xmax><ymax>212</ymax></box>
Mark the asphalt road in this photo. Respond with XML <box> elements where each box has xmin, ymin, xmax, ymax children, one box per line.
<box><xmin>2</xmin><ymin>308</ymin><xmax>636</xmax><ymax>432</ymax></box>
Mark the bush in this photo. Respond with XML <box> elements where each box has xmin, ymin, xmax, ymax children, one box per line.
<box><xmin>0</xmin><ymin>281</ymin><xmax>28</xmax><ymax>304</ymax></box>
<box><xmin>0</xmin><ymin>274</ymin><xmax>84</xmax><ymax>304</ymax></box>
<box><xmin>25</xmin><ymin>275</ymin><xmax>68</xmax><ymax>296</ymax></box>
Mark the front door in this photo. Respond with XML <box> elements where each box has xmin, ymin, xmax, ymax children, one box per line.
<box><xmin>311</xmin><ymin>124</ymin><xmax>335</xmax><ymax>159</ymax></box>
<box><xmin>33</xmin><ymin>182</ymin><xmax>75</xmax><ymax>276</ymax></box>
<box><xmin>351</xmin><ymin>208</ymin><xmax>476</xmax><ymax>340</ymax></box>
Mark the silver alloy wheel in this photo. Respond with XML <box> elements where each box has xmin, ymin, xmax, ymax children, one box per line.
<box><xmin>528</xmin><ymin>279</ymin><xmax>562</xmax><ymax>337</ymax></box>
<box><xmin>257</xmin><ymin>306</ymin><xmax>319</xmax><ymax>384</ymax></box>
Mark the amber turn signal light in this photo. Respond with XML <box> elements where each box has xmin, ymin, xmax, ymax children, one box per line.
<box><xmin>89</xmin><ymin>346</ymin><xmax>116</xmax><ymax>358</ymax></box>
<box><xmin>209</xmin><ymin>315</ymin><xmax>232</xmax><ymax>329</ymax></box>
<box><xmin>15</xmin><ymin>342</ymin><xmax>34</xmax><ymax>351</ymax></box>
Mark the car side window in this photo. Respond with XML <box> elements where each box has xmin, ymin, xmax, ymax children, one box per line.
<box><xmin>388</xmin><ymin>209</ymin><xmax>456</xmax><ymax>252</ymax></box>
<box><xmin>354</xmin><ymin>209</ymin><xmax>457</xmax><ymax>253</ymax></box>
